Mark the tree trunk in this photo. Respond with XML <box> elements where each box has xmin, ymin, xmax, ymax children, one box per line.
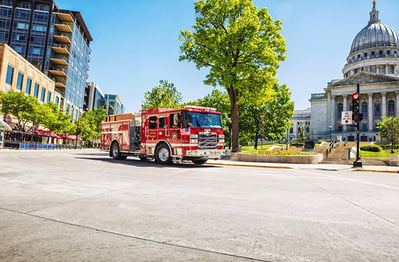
<box><xmin>228</xmin><ymin>87</ymin><xmax>240</xmax><ymax>152</ymax></box>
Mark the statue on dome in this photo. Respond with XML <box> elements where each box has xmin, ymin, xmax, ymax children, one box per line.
<box><xmin>373</xmin><ymin>0</ymin><xmax>376</xmax><ymax>9</ymax></box>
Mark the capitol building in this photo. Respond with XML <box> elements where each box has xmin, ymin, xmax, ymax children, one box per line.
<box><xmin>310</xmin><ymin>2</ymin><xmax>399</xmax><ymax>141</ymax></box>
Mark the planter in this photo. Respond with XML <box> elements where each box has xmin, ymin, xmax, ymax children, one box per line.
<box><xmin>232</xmin><ymin>153</ymin><xmax>323</xmax><ymax>164</ymax></box>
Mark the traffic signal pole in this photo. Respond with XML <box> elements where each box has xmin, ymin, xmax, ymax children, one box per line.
<box><xmin>353</xmin><ymin>84</ymin><xmax>362</xmax><ymax>168</ymax></box>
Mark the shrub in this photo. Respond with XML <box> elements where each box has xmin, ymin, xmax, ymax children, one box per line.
<box><xmin>291</xmin><ymin>142</ymin><xmax>304</xmax><ymax>147</ymax></box>
<box><xmin>360</xmin><ymin>145</ymin><xmax>383</xmax><ymax>152</ymax></box>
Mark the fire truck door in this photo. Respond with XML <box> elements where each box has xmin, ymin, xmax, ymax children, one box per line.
<box><xmin>147</xmin><ymin>116</ymin><xmax>158</xmax><ymax>154</ymax></box>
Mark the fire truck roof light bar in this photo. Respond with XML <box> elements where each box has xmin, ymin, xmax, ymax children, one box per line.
<box><xmin>184</xmin><ymin>105</ymin><xmax>217</xmax><ymax>112</ymax></box>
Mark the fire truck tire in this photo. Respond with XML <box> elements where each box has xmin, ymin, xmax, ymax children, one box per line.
<box><xmin>155</xmin><ymin>144</ymin><xmax>172</xmax><ymax>165</ymax></box>
<box><xmin>111</xmin><ymin>142</ymin><xmax>124</xmax><ymax>160</ymax></box>
<box><xmin>192</xmin><ymin>159</ymin><xmax>208</xmax><ymax>165</ymax></box>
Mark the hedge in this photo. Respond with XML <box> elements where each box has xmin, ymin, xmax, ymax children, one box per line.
<box><xmin>360</xmin><ymin>145</ymin><xmax>383</xmax><ymax>152</ymax></box>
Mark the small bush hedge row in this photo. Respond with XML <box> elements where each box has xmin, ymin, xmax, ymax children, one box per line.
<box><xmin>360</xmin><ymin>145</ymin><xmax>383</xmax><ymax>152</ymax></box>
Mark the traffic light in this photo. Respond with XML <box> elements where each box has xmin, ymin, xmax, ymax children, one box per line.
<box><xmin>351</xmin><ymin>93</ymin><xmax>363</xmax><ymax>122</ymax></box>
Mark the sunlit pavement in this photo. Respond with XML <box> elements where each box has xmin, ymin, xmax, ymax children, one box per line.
<box><xmin>1</xmin><ymin>149</ymin><xmax>399</xmax><ymax>262</ymax></box>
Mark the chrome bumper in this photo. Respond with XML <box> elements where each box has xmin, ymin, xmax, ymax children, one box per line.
<box><xmin>185</xmin><ymin>149</ymin><xmax>225</xmax><ymax>159</ymax></box>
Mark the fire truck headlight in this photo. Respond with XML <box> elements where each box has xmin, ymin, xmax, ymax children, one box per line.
<box><xmin>190</xmin><ymin>134</ymin><xmax>198</xmax><ymax>144</ymax></box>
<box><xmin>218</xmin><ymin>135</ymin><xmax>225</xmax><ymax>143</ymax></box>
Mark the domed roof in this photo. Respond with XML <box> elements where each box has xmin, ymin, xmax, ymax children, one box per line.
<box><xmin>350</xmin><ymin>4</ymin><xmax>399</xmax><ymax>54</ymax></box>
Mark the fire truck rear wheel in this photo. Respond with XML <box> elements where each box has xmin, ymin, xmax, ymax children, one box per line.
<box><xmin>155</xmin><ymin>144</ymin><xmax>172</xmax><ymax>165</ymax></box>
<box><xmin>192</xmin><ymin>159</ymin><xmax>207</xmax><ymax>165</ymax></box>
<box><xmin>111</xmin><ymin>142</ymin><xmax>124</xmax><ymax>160</ymax></box>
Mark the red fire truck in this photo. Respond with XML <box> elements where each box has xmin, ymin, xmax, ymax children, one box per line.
<box><xmin>101</xmin><ymin>105</ymin><xmax>226</xmax><ymax>164</ymax></box>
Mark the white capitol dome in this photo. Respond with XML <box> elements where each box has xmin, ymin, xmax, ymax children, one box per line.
<box><xmin>343</xmin><ymin>2</ymin><xmax>399</xmax><ymax>78</ymax></box>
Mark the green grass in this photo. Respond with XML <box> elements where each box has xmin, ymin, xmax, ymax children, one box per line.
<box><xmin>360</xmin><ymin>150</ymin><xmax>399</xmax><ymax>158</ymax></box>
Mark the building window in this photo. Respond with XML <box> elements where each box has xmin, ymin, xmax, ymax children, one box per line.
<box><xmin>16</xmin><ymin>72</ymin><xmax>24</xmax><ymax>90</ymax></box>
<box><xmin>375</xmin><ymin>101</ymin><xmax>381</xmax><ymax>117</ymax></box>
<box><xmin>33</xmin><ymin>83</ymin><xmax>39</xmax><ymax>97</ymax></box>
<box><xmin>47</xmin><ymin>91</ymin><xmax>51</xmax><ymax>103</ymax></box>
<box><xmin>388</xmin><ymin>100</ymin><xmax>395</xmax><ymax>117</ymax></box>
<box><xmin>337</xmin><ymin>103</ymin><xmax>343</xmax><ymax>118</ymax></box>
<box><xmin>40</xmin><ymin>87</ymin><xmax>45</xmax><ymax>102</ymax></box>
<box><xmin>6</xmin><ymin>65</ymin><xmax>14</xmax><ymax>85</ymax></box>
<box><xmin>55</xmin><ymin>96</ymin><xmax>59</xmax><ymax>104</ymax></box>
<box><xmin>361</xmin><ymin>123</ymin><xmax>368</xmax><ymax>132</ymax></box>
<box><xmin>25</xmin><ymin>78</ymin><xmax>32</xmax><ymax>94</ymax></box>
<box><xmin>361</xmin><ymin>102</ymin><xmax>368</xmax><ymax>117</ymax></box>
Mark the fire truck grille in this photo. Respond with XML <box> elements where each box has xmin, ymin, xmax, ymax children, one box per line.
<box><xmin>198</xmin><ymin>132</ymin><xmax>217</xmax><ymax>149</ymax></box>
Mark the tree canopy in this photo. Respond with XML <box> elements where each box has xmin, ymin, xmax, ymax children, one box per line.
<box><xmin>179</xmin><ymin>0</ymin><xmax>286</xmax><ymax>152</ymax></box>
<box><xmin>141</xmin><ymin>80</ymin><xmax>183</xmax><ymax>109</ymax></box>
<box><xmin>378</xmin><ymin>117</ymin><xmax>399</xmax><ymax>153</ymax></box>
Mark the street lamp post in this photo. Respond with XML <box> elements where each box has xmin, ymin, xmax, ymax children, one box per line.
<box><xmin>329</xmin><ymin>125</ymin><xmax>332</xmax><ymax>141</ymax></box>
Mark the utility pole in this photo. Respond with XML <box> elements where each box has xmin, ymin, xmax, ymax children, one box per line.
<box><xmin>352</xmin><ymin>84</ymin><xmax>363</xmax><ymax>168</ymax></box>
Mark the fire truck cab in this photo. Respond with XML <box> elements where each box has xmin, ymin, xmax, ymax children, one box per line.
<box><xmin>101</xmin><ymin>105</ymin><xmax>225</xmax><ymax>165</ymax></box>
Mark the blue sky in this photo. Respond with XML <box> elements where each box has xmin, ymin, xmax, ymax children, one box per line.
<box><xmin>59</xmin><ymin>0</ymin><xmax>399</xmax><ymax>113</ymax></box>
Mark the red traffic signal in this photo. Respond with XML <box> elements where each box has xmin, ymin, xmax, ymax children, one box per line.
<box><xmin>352</xmin><ymin>93</ymin><xmax>359</xmax><ymax>100</ymax></box>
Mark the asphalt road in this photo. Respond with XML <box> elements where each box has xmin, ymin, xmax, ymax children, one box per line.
<box><xmin>0</xmin><ymin>150</ymin><xmax>399</xmax><ymax>262</ymax></box>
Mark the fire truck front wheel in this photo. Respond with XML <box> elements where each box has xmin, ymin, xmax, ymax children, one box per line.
<box><xmin>155</xmin><ymin>144</ymin><xmax>172</xmax><ymax>165</ymax></box>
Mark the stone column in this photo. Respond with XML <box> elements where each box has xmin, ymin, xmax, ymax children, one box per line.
<box><xmin>343</xmin><ymin>96</ymin><xmax>348</xmax><ymax>132</ymax></box>
<box><xmin>382</xmin><ymin>92</ymin><xmax>387</xmax><ymax>117</ymax></box>
<box><xmin>331</xmin><ymin>95</ymin><xmax>336</xmax><ymax>131</ymax></box>
<box><xmin>368</xmin><ymin>94</ymin><xmax>373</xmax><ymax>132</ymax></box>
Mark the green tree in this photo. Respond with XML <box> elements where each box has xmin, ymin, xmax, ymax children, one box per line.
<box><xmin>74</xmin><ymin>108</ymin><xmax>107</xmax><ymax>147</ymax></box>
<box><xmin>0</xmin><ymin>90</ymin><xmax>43</xmax><ymax>131</ymax></box>
<box><xmin>240</xmin><ymin>84</ymin><xmax>294</xmax><ymax>149</ymax></box>
<box><xmin>179</xmin><ymin>0</ymin><xmax>286</xmax><ymax>152</ymax></box>
<box><xmin>41</xmin><ymin>102</ymin><xmax>72</xmax><ymax>135</ymax></box>
<box><xmin>142</xmin><ymin>80</ymin><xmax>183</xmax><ymax>109</ymax></box>
<box><xmin>378</xmin><ymin>117</ymin><xmax>399</xmax><ymax>153</ymax></box>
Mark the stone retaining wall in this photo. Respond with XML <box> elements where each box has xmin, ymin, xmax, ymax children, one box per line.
<box><xmin>390</xmin><ymin>156</ymin><xmax>399</xmax><ymax>166</ymax></box>
<box><xmin>231</xmin><ymin>153</ymin><xmax>323</xmax><ymax>164</ymax></box>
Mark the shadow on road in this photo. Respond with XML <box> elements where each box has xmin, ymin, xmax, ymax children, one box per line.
<box><xmin>74</xmin><ymin>154</ymin><xmax>221</xmax><ymax>169</ymax></box>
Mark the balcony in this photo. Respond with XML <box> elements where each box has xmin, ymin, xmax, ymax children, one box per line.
<box><xmin>50</xmin><ymin>55</ymin><xmax>69</xmax><ymax>66</ymax></box>
<box><xmin>53</xmin><ymin>34</ymin><xmax>71</xmax><ymax>44</ymax></box>
<box><xmin>49</xmin><ymin>67</ymin><xmax>68</xmax><ymax>77</ymax></box>
<box><xmin>51</xmin><ymin>44</ymin><xmax>70</xmax><ymax>55</ymax></box>
<box><xmin>54</xmin><ymin>77</ymin><xmax>66</xmax><ymax>89</ymax></box>
<box><xmin>55</xmin><ymin>12</ymin><xmax>74</xmax><ymax>22</ymax></box>
<box><xmin>54</xmin><ymin>23</ymin><xmax>73</xmax><ymax>33</ymax></box>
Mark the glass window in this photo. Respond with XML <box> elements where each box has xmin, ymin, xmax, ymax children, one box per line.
<box><xmin>16</xmin><ymin>72</ymin><xmax>23</xmax><ymax>90</ymax></box>
<box><xmin>183</xmin><ymin>112</ymin><xmax>222</xmax><ymax>129</ymax></box>
<box><xmin>149</xmin><ymin>116</ymin><xmax>157</xmax><ymax>129</ymax></box>
<box><xmin>35</xmin><ymin>4</ymin><xmax>50</xmax><ymax>11</ymax></box>
<box><xmin>159</xmin><ymin>117</ymin><xmax>165</xmax><ymax>129</ymax></box>
<box><xmin>25</xmin><ymin>78</ymin><xmax>32</xmax><ymax>94</ymax></box>
<box><xmin>362</xmin><ymin>123</ymin><xmax>368</xmax><ymax>132</ymax></box>
<box><xmin>34</xmin><ymin>83</ymin><xmax>39</xmax><ymax>97</ymax></box>
<box><xmin>375</xmin><ymin>101</ymin><xmax>381</xmax><ymax>117</ymax></box>
<box><xmin>337</xmin><ymin>103</ymin><xmax>343</xmax><ymax>118</ymax></box>
<box><xmin>388</xmin><ymin>100</ymin><xmax>395</xmax><ymax>117</ymax></box>
<box><xmin>40</xmin><ymin>87</ymin><xmax>45</xmax><ymax>102</ymax></box>
<box><xmin>170</xmin><ymin>113</ymin><xmax>180</xmax><ymax>128</ymax></box>
<box><xmin>16</xmin><ymin>22</ymin><xmax>29</xmax><ymax>30</ymax></box>
<box><xmin>47</xmin><ymin>91</ymin><xmax>51</xmax><ymax>103</ymax></box>
<box><xmin>17</xmin><ymin>1</ymin><xmax>31</xmax><ymax>8</ymax></box>
<box><xmin>361</xmin><ymin>102</ymin><xmax>368</xmax><ymax>117</ymax></box>
<box><xmin>0</xmin><ymin>0</ymin><xmax>12</xmax><ymax>6</ymax></box>
<box><xmin>5</xmin><ymin>65</ymin><xmax>13</xmax><ymax>85</ymax></box>
<box><xmin>55</xmin><ymin>96</ymin><xmax>59</xmax><ymax>104</ymax></box>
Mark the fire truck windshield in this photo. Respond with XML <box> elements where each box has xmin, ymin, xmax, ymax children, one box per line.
<box><xmin>183</xmin><ymin>111</ymin><xmax>222</xmax><ymax>129</ymax></box>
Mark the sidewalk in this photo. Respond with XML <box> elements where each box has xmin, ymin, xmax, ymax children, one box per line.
<box><xmin>207</xmin><ymin>159</ymin><xmax>399</xmax><ymax>173</ymax></box>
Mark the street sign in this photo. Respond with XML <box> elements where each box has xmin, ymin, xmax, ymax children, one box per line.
<box><xmin>341</xmin><ymin>111</ymin><xmax>353</xmax><ymax>125</ymax></box>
